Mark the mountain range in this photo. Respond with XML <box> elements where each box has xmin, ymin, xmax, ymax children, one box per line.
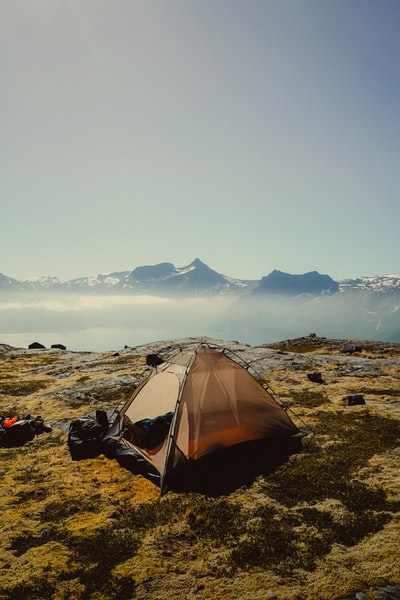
<box><xmin>1</xmin><ymin>258</ymin><xmax>400</xmax><ymax>298</ymax></box>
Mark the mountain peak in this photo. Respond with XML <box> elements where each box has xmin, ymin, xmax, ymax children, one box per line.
<box><xmin>189</xmin><ymin>258</ymin><xmax>207</xmax><ymax>269</ymax></box>
<box><xmin>253</xmin><ymin>270</ymin><xmax>339</xmax><ymax>296</ymax></box>
<box><xmin>1</xmin><ymin>263</ymin><xmax>400</xmax><ymax>299</ymax></box>
<box><xmin>131</xmin><ymin>262</ymin><xmax>175</xmax><ymax>281</ymax></box>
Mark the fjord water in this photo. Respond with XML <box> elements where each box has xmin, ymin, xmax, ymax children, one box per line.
<box><xmin>0</xmin><ymin>292</ymin><xmax>399</xmax><ymax>351</ymax></box>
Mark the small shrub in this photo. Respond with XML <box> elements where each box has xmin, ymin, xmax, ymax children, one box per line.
<box><xmin>9</xmin><ymin>526</ymin><xmax>57</xmax><ymax>557</ymax></box>
<box><xmin>299</xmin><ymin>507</ymin><xmax>335</xmax><ymax>530</ymax></box>
<box><xmin>290</xmin><ymin>390</ymin><xmax>329</xmax><ymax>408</ymax></box>
<box><xmin>340</xmin><ymin>481</ymin><xmax>389</xmax><ymax>512</ymax></box>
<box><xmin>107</xmin><ymin>575</ymin><xmax>136</xmax><ymax>599</ymax></box>
<box><xmin>14</xmin><ymin>468</ymin><xmax>43</xmax><ymax>484</ymax></box>
<box><xmin>265</xmin><ymin>412</ymin><xmax>400</xmax><ymax>508</ymax></box>
<box><xmin>116</xmin><ymin>495</ymin><xmax>191</xmax><ymax>532</ymax></box>
<box><xmin>185</xmin><ymin>496</ymin><xmax>241</xmax><ymax>542</ymax></box>
<box><xmin>2</xmin><ymin>579</ymin><xmax>55</xmax><ymax>600</ymax></box>
<box><xmin>40</xmin><ymin>497</ymin><xmax>101</xmax><ymax>522</ymax></box>
<box><xmin>229</xmin><ymin>507</ymin><xmax>297</xmax><ymax>571</ymax></box>
<box><xmin>313</xmin><ymin>412</ymin><xmax>400</xmax><ymax>454</ymax></box>
<box><xmin>70</xmin><ymin>526</ymin><xmax>140</xmax><ymax>568</ymax></box>
<box><xmin>0</xmin><ymin>378</ymin><xmax>50</xmax><ymax>396</ymax></box>
<box><xmin>242</xmin><ymin>411</ymin><xmax>400</xmax><ymax>573</ymax></box>
<box><xmin>333</xmin><ymin>510</ymin><xmax>391</xmax><ymax>546</ymax></box>
<box><xmin>69</xmin><ymin>527</ymin><xmax>140</xmax><ymax>596</ymax></box>
<box><xmin>355</xmin><ymin>387</ymin><xmax>400</xmax><ymax>397</ymax></box>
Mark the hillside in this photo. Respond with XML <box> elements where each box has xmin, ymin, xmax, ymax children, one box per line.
<box><xmin>0</xmin><ymin>336</ymin><xmax>400</xmax><ymax>600</ymax></box>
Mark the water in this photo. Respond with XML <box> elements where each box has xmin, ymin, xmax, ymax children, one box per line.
<box><xmin>0</xmin><ymin>292</ymin><xmax>398</xmax><ymax>352</ymax></box>
<box><xmin>0</xmin><ymin>294</ymin><xmax>262</xmax><ymax>351</ymax></box>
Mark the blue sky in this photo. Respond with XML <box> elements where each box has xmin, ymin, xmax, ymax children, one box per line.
<box><xmin>2</xmin><ymin>0</ymin><xmax>400</xmax><ymax>282</ymax></box>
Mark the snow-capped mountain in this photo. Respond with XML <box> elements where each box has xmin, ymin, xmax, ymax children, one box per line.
<box><xmin>1</xmin><ymin>260</ymin><xmax>400</xmax><ymax>298</ymax></box>
<box><xmin>63</xmin><ymin>258</ymin><xmax>252</xmax><ymax>296</ymax></box>
<box><xmin>252</xmin><ymin>269</ymin><xmax>339</xmax><ymax>297</ymax></box>
<box><xmin>0</xmin><ymin>273</ymin><xmax>22</xmax><ymax>290</ymax></box>
<box><xmin>339</xmin><ymin>275</ymin><xmax>400</xmax><ymax>295</ymax></box>
<box><xmin>1</xmin><ymin>259</ymin><xmax>254</xmax><ymax>296</ymax></box>
<box><xmin>123</xmin><ymin>258</ymin><xmax>251</xmax><ymax>296</ymax></box>
<box><xmin>22</xmin><ymin>275</ymin><xmax>64</xmax><ymax>290</ymax></box>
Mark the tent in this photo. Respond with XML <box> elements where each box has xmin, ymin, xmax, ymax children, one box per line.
<box><xmin>100</xmin><ymin>344</ymin><xmax>301</xmax><ymax>494</ymax></box>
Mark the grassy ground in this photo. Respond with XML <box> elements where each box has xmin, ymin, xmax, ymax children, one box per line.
<box><xmin>0</xmin><ymin>340</ymin><xmax>399</xmax><ymax>600</ymax></box>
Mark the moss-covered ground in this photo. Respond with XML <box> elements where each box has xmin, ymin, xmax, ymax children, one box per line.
<box><xmin>0</xmin><ymin>339</ymin><xmax>399</xmax><ymax>600</ymax></box>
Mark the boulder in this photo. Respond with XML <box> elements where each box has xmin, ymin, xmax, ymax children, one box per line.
<box><xmin>340</xmin><ymin>344</ymin><xmax>362</xmax><ymax>354</ymax></box>
<box><xmin>343</xmin><ymin>394</ymin><xmax>366</xmax><ymax>406</ymax></box>
<box><xmin>307</xmin><ymin>371</ymin><xmax>325</xmax><ymax>384</ymax></box>
<box><xmin>28</xmin><ymin>342</ymin><xmax>46</xmax><ymax>350</ymax></box>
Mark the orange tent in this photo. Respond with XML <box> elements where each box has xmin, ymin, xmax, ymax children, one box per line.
<box><xmin>116</xmin><ymin>344</ymin><xmax>300</xmax><ymax>493</ymax></box>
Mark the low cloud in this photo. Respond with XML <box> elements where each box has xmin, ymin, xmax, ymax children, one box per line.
<box><xmin>0</xmin><ymin>294</ymin><xmax>172</xmax><ymax>313</ymax></box>
<box><xmin>0</xmin><ymin>292</ymin><xmax>399</xmax><ymax>351</ymax></box>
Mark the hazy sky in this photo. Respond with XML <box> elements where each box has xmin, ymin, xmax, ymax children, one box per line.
<box><xmin>2</xmin><ymin>0</ymin><xmax>400</xmax><ymax>282</ymax></box>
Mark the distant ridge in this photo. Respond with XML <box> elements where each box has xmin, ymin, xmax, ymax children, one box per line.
<box><xmin>252</xmin><ymin>269</ymin><xmax>339</xmax><ymax>297</ymax></box>
<box><xmin>0</xmin><ymin>259</ymin><xmax>400</xmax><ymax>298</ymax></box>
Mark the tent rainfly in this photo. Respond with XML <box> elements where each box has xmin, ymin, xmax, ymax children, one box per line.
<box><xmin>104</xmin><ymin>344</ymin><xmax>300</xmax><ymax>494</ymax></box>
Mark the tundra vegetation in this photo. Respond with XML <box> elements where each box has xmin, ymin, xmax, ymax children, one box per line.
<box><xmin>0</xmin><ymin>337</ymin><xmax>399</xmax><ymax>600</ymax></box>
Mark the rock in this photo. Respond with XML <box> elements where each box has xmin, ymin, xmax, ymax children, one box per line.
<box><xmin>51</xmin><ymin>344</ymin><xmax>67</xmax><ymax>350</ymax></box>
<box><xmin>28</xmin><ymin>342</ymin><xmax>46</xmax><ymax>350</ymax></box>
<box><xmin>307</xmin><ymin>371</ymin><xmax>325</xmax><ymax>384</ymax></box>
<box><xmin>339</xmin><ymin>585</ymin><xmax>400</xmax><ymax>599</ymax></box>
<box><xmin>377</xmin><ymin>585</ymin><xmax>400</xmax><ymax>599</ymax></box>
<box><xmin>343</xmin><ymin>394</ymin><xmax>366</xmax><ymax>406</ymax></box>
<box><xmin>341</xmin><ymin>343</ymin><xmax>362</xmax><ymax>354</ymax></box>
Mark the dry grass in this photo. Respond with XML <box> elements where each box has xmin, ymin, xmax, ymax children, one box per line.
<box><xmin>0</xmin><ymin>341</ymin><xmax>399</xmax><ymax>600</ymax></box>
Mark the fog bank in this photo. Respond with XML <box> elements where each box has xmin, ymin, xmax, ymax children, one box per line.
<box><xmin>0</xmin><ymin>293</ymin><xmax>399</xmax><ymax>351</ymax></box>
